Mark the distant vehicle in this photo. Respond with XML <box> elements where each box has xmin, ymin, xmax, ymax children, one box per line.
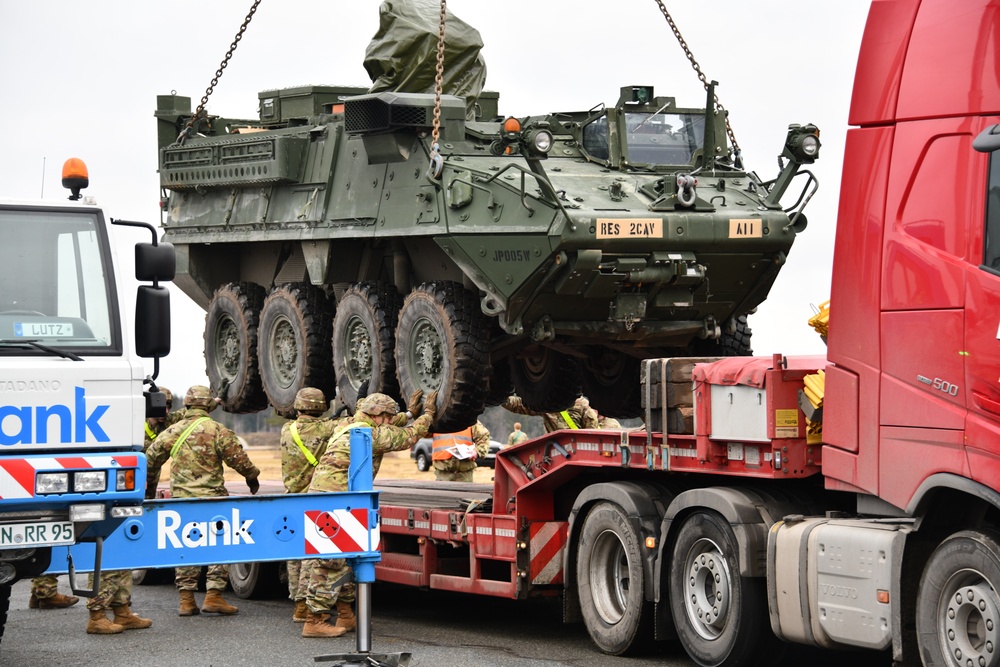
<box><xmin>410</xmin><ymin>438</ymin><xmax>502</xmax><ymax>471</ymax></box>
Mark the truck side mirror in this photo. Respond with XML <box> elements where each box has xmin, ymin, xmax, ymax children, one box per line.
<box><xmin>974</xmin><ymin>125</ymin><xmax>1000</xmax><ymax>153</ymax></box>
<box><xmin>135</xmin><ymin>285</ymin><xmax>171</xmax><ymax>358</ymax></box>
<box><xmin>135</xmin><ymin>242</ymin><xmax>175</xmax><ymax>282</ymax></box>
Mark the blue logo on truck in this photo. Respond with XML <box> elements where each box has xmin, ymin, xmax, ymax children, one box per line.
<box><xmin>0</xmin><ymin>387</ymin><xmax>110</xmax><ymax>445</ymax></box>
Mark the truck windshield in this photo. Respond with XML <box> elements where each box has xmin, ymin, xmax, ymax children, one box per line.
<box><xmin>0</xmin><ymin>208</ymin><xmax>118</xmax><ymax>353</ymax></box>
<box><xmin>582</xmin><ymin>112</ymin><xmax>706</xmax><ymax>166</ymax></box>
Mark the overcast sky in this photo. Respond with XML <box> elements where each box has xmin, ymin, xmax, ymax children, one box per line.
<box><xmin>0</xmin><ymin>0</ymin><xmax>871</xmax><ymax>397</ymax></box>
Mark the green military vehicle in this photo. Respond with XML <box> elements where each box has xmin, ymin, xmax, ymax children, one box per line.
<box><xmin>153</xmin><ymin>9</ymin><xmax>819</xmax><ymax>430</ymax></box>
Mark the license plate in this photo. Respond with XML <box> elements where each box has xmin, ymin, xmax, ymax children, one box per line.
<box><xmin>13</xmin><ymin>322</ymin><xmax>75</xmax><ymax>337</ymax></box>
<box><xmin>0</xmin><ymin>520</ymin><xmax>75</xmax><ymax>547</ymax></box>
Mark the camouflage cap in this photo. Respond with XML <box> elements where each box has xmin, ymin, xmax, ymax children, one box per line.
<box><xmin>161</xmin><ymin>387</ymin><xmax>173</xmax><ymax>406</ymax></box>
<box><xmin>294</xmin><ymin>387</ymin><xmax>327</xmax><ymax>413</ymax></box>
<box><xmin>185</xmin><ymin>384</ymin><xmax>217</xmax><ymax>411</ymax></box>
<box><xmin>357</xmin><ymin>392</ymin><xmax>399</xmax><ymax>417</ymax></box>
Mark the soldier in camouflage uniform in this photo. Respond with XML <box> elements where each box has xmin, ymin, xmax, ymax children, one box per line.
<box><xmin>282</xmin><ymin>387</ymin><xmax>335</xmax><ymax>624</ymax></box>
<box><xmin>432</xmin><ymin>420</ymin><xmax>490</xmax><ymax>482</ymax></box>
<box><xmin>143</xmin><ymin>386</ymin><xmax>172</xmax><ymax>452</ymax></box>
<box><xmin>146</xmin><ymin>385</ymin><xmax>261</xmax><ymax>617</ymax></box>
<box><xmin>506</xmin><ymin>422</ymin><xmax>529</xmax><ymax>448</ymax></box>
<box><xmin>28</xmin><ymin>575</ymin><xmax>78</xmax><ymax>609</ymax></box>
<box><xmin>299</xmin><ymin>390</ymin><xmax>437</xmax><ymax>638</ymax></box>
<box><xmin>502</xmin><ymin>395</ymin><xmax>599</xmax><ymax>433</ymax></box>
<box><xmin>598</xmin><ymin>414</ymin><xmax>623</xmax><ymax>429</ymax></box>
<box><xmin>84</xmin><ymin>569</ymin><xmax>152</xmax><ymax>634</ymax></box>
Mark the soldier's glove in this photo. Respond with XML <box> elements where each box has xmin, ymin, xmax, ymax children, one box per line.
<box><xmin>247</xmin><ymin>476</ymin><xmax>260</xmax><ymax>495</ymax></box>
<box><xmin>422</xmin><ymin>390</ymin><xmax>439</xmax><ymax>422</ymax></box>
<box><xmin>406</xmin><ymin>389</ymin><xmax>424</xmax><ymax>418</ymax></box>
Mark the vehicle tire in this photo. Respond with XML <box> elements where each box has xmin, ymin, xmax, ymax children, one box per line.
<box><xmin>132</xmin><ymin>568</ymin><xmax>172</xmax><ymax>586</ymax></box>
<box><xmin>576</xmin><ymin>501</ymin><xmax>653</xmax><ymax>655</ymax></box>
<box><xmin>229</xmin><ymin>561</ymin><xmax>284</xmax><ymax>600</ymax></box>
<box><xmin>484</xmin><ymin>357</ymin><xmax>513</xmax><ymax>407</ymax></box>
<box><xmin>395</xmin><ymin>282</ymin><xmax>491</xmax><ymax>432</ymax></box>
<box><xmin>415</xmin><ymin>450</ymin><xmax>430</xmax><ymax>472</ymax></box>
<box><xmin>691</xmin><ymin>315</ymin><xmax>753</xmax><ymax>357</ymax></box>
<box><xmin>258</xmin><ymin>283</ymin><xmax>335</xmax><ymax>418</ymax></box>
<box><xmin>510</xmin><ymin>346</ymin><xmax>582</xmax><ymax>413</ymax></box>
<box><xmin>204</xmin><ymin>282</ymin><xmax>269</xmax><ymax>413</ymax></box>
<box><xmin>581</xmin><ymin>348</ymin><xmax>643</xmax><ymax>419</ymax></box>
<box><xmin>916</xmin><ymin>530</ymin><xmax>1000</xmax><ymax>667</ymax></box>
<box><xmin>333</xmin><ymin>282</ymin><xmax>403</xmax><ymax>410</ymax></box>
<box><xmin>669</xmin><ymin>510</ymin><xmax>774</xmax><ymax>667</ymax></box>
<box><xmin>0</xmin><ymin>583</ymin><xmax>9</xmax><ymax>645</ymax></box>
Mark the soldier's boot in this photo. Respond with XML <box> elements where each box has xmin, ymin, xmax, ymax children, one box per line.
<box><xmin>36</xmin><ymin>593</ymin><xmax>80</xmax><ymax>609</ymax></box>
<box><xmin>201</xmin><ymin>589</ymin><xmax>239</xmax><ymax>615</ymax></box>
<box><xmin>86</xmin><ymin>609</ymin><xmax>125</xmax><ymax>635</ymax></box>
<box><xmin>292</xmin><ymin>600</ymin><xmax>308</xmax><ymax>623</ymax></box>
<box><xmin>302</xmin><ymin>611</ymin><xmax>347</xmax><ymax>638</ymax></box>
<box><xmin>111</xmin><ymin>604</ymin><xmax>152</xmax><ymax>630</ymax></box>
<box><xmin>178</xmin><ymin>590</ymin><xmax>200</xmax><ymax>616</ymax></box>
<box><xmin>334</xmin><ymin>600</ymin><xmax>356</xmax><ymax>632</ymax></box>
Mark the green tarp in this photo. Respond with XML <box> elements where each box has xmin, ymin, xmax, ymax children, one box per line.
<box><xmin>364</xmin><ymin>0</ymin><xmax>487</xmax><ymax>120</ymax></box>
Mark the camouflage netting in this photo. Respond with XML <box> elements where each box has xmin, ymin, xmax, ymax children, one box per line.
<box><xmin>364</xmin><ymin>0</ymin><xmax>486</xmax><ymax>120</ymax></box>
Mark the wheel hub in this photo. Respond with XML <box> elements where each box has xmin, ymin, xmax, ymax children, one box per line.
<box><xmin>346</xmin><ymin>317</ymin><xmax>372</xmax><ymax>383</ymax></box>
<box><xmin>270</xmin><ymin>316</ymin><xmax>298</xmax><ymax>388</ymax></box>
<box><xmin>411</xmin><ymin>318</ymin><xmax>443</xmax><ymax>390</ymax></box>
<box><xmin>943</xmin><ymin>582</ymin><xmax>1000</xmax><ymax>667</ymax></box>
<box><xmin>590</xmin><ymin>530</ymin><xmax>631</xmax><ymax>625</ymax></box>
<box><xmin>218</xmin><ymin>317</ymin><xmax>240</xmax><ymax>378</ymax></box>
<box><xmin>684</xmin><ymin>540</ymin><xmax>731</xmax><ymax>640</ymax></box>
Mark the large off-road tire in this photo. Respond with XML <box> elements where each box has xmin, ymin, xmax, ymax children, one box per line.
<box><xmin>691</xmin><ymin>315</ymin><xmax>753</xmax><ymax>357</ymax></box>
<box><xmin>581</xmin><ymin>348</ymin><xmax>643</xmax><ymax>419</ymax></box>
<box><xmin>332</xmin><ymin>282</ymin><xmax>403</xmax><ymax>410</ymax></box>
<box><xmin>204</xmin><ymin>282</ymin><xmax>268</xmax><ymax>413</ymax></box>
<box><xmin>509</xmin><ymin>346</ymin><xmax>582</xmax><ymax>413</ymax></box>
<box><xmin>395</xmin><ymin>282</ymin><xmax>491</xmax><ymax>432</ymax></box>
<box><xmin>916</xmin><ymin>530</ymin><xmax>1000</xmax><ymax>667</ymax></box>
<box><xmin>230</xmin><ymin>561</ymin><xmax>284</xmax><ymax>600</ymax></box>
<box><xmin>669</xmin><ymin>510</ymin><xmax>775</xmax><ymax>667</ymax></box>
<box><xmin>484</xmin><ymin>357</ymin><xmax>513</xmax><ymax>407</ymax></box>
<box><xmin>258</xmin><ymin>283</ymin><xmax>335</xmax><ymax>418</ymax></box>
<box><xmin>576</xmin><ymin>501</ymin><xmax>653</xmax><ymax>655</ymax></box>
<box><xmin>0</xmin><ymin>583</ymin><xmax>9</xmax><ymax>645</ymax></box>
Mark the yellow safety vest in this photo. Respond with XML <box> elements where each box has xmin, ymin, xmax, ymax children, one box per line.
<box><xmin>170</xmin><ymin>417</ymin><xmax>210</xmax><ymax>458</ymax></box>
<box><xmin>289</xmin><ymin>421</ymin><xmax>318</xmax><ymax>467</ymax></box>
<box><xmin>560</xmin><ymin>410</ymin><xmax>580</xmax><ymax>429</ymax></box>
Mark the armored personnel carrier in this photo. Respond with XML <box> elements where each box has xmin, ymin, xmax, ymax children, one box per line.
<box><xmin>154</xmin><ymin>80</ymin><xmax>818</xmax><ymax>429</ymax></box>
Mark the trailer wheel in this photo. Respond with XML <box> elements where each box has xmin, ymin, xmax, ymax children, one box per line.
<box><xmin>333</xmin><ymin>282</ymin><xmax>403</xmax><ymax>410</ymax></box>
<box><xmin>395</xmin><ymin>282</ymin><xmax>491</xmax><ymax>432</ymax></box>
<box><xmin>669</xmin><ymin>510</ymin><xmax>772</xmax><ymax>667</ymax></box>
<box><xmin>230</xmin><ymin>561</ymin><xmax>284</xmax><ymax>600</ymax></box>
<box><xmin>916</xmin><ymin>530</ymin><xmax>1000</xmax><ymax>667</ymax></box>
<box><xmin>510</xmin><ymin>346</ymin><xmax>582</xmax><ymax>413</ymax></box>
<box><xmin>576</xmin><ymin>501</ymin><xmax>652</xmax><ymax>655</ymax></box>
<box><xmin>581</xmin><ymin>348</ymin><xmax>643</xmax><ymax>419</ymax></box>
<box><xmin>258</xmin><ymin>283</ymin><xmax>335</xmax><ymax>418</ymax></box>
<box><xmin>0</xmin><ymin>583</ymin><xmax>9</xmax><ymax>644</ymax></box>
<box><xmin>204</xmin><ymin>282</ymin><xmax>268</xmax><ymax>413</ymax></box>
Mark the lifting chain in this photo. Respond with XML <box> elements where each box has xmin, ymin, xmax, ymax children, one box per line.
<box><xmin>427</xmin><ymin>0</ymin><xmax>447</xmax><ymax>179</ymax></box>
<box><xmin>179</xmin><ymin>0</ymin><xmax>262</xmax><ymax>143</ymax></box>
<box><xmin>651</xmin><ymin>0</ymin><xmax>741</xmax><ymax>159</ymax></box>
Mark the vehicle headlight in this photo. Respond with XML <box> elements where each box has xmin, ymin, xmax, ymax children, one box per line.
<box><xmin>800</xmin><ymin>134</ymin><xmax>820</xmax><ymax>157</ymax></box>
<box><xmin>36</xmin><ymin>472</ymin><xmax>69</xmax><ymax>494</ymax></box>
<box><xmin>528</xmin><ymin>129</ymin><xmax>553</xmax><ymax>154</ymax></box>
<box><xmin>74</xmin><ymin>471</ymin><xmax>107</xmax><ymax>492</ymax></box>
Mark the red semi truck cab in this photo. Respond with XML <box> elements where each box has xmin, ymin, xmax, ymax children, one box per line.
<box><xmin>823</xmin><ymin>0</ymin><xmax>1000</xmax><ymax>509</ymax></box>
